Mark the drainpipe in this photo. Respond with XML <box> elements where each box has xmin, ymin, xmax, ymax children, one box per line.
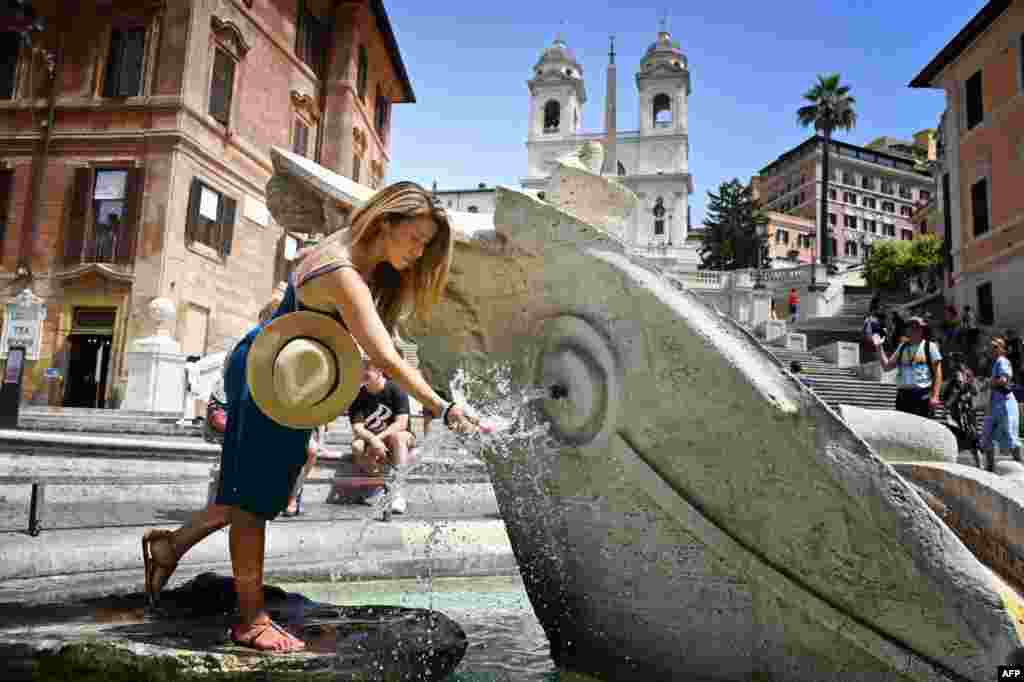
<box><xmin>314</xmin><ymin>0</ymin><xmax>344</xmax><ymax>166</ymax></box>
<box><xmin>18</xmin><ymin>28</ymin><xmax>61</xmax><ymax>280</ymax></box>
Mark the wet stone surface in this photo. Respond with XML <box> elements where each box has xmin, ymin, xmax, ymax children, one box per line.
<box><xmin>0</xmin><ymin>573</ymin><xmax>467</xmax><ymax>681</ymax></box>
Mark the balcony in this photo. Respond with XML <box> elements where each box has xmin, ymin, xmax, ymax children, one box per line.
<box><xmin>57</xmin><ymin>223</ymin><xmax>136</xmax><ymax>284</ymax></box>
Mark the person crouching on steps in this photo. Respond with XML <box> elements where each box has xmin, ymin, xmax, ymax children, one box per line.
<box><xmin>349</xmin><ymin>358</ymin><xmax>416</xmax><ymax>515</ymax></box>
<box><xmin>981</xmin><ymin>336</ymin><xmax>1021</xmax><ymax>471</ymax></box>
<box><xmin>874</xmin><ymin>316</ymin><xmax>942</xmax><ymax>418</ymax></box>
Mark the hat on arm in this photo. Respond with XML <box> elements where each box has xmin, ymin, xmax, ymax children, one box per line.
<box><xmin>247</xmin><ymin>311</ymin><xmax>363</xmax><ymax>429</ymax></box>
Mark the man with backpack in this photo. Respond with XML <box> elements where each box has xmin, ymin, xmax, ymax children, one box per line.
<box><xmin>874</xmin><ymin>316</ymin><xmax>943</xmax><ymax>418</ymax></box>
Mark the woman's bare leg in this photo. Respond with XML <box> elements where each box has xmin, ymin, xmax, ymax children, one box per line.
<box><xmin>148</xmin><ymin>503</ymin><xmax>232</xmax><ymax>589</ymax></box>
<box><xmin>228</xmin><ymin>506</ymin><xmax>304</xmax><ymax>651</ymax></box>
<box><xmin>287</xmin><ymin>447</ymin><xmax>318</xmax><ymax>513</ymax></box>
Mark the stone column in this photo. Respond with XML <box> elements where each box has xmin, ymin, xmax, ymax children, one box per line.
<box><xmin>750</xmin><ymin>290</ymin><xmax>772</xmax><ymax>329</ymax></box>
<box><xmin>122</xmin><ymin>298</ymin><xmax>186</xmax><ymax>414</ymax></box>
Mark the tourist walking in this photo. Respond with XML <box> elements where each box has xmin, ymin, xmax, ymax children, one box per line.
<box><xmin>861</xmin><ymin>310</ymin><xmax>884</xmax><ymax>362</ymax></box>
<box><xmin>874</xmin><ymin>316</ymin><xmax>942</xmax><ymax>418</ymax></box>
<box><xmin>943</xmin><ymin>303</ymin><xmax>960</xmax><ymax>350</ymax></box>
<box><xmin>962</xmin><ymin>305</ymin><xmax>979</xmax><ymax>365</ymax></box>
<box><xmin>140</xmin><ymin>182</ymin><xmax>481</xmax><ymax>654</ymax></box>
<box><xmin>980</xmin><ymin>336</ymin><xmax>1021</xmax><ymax>471</ymax></box>
<box><xmin>1006</xmin><ymin>328</ymin><xmax>1022</xmax><ymax>380</ymax></box>
<box><xmin>787</xmin><ymin>288</ymin><xmax>800</xmax><ymax>323</ymax></box>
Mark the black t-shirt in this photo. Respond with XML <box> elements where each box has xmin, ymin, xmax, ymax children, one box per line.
<box><xmin>348</xmin><ymin>380</ymin><xmax>410</xmax><ymax>435</ymax></box>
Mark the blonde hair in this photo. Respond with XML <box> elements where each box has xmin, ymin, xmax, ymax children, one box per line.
<box><xmin>991</xmin><ymin>336</ymin><xmax>1008</xmax><ymax>354</ymax></box>
<box><xmin>313</xmin><ymin>181</ymin><xmax>453</xmax><ymax>332</ymax></box>
<box><xmin>258</xmin><ymin>287</ymin><xmax>287</xmax><ymax>324</ymax></box>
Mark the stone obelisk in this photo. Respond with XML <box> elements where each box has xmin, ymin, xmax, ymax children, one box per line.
<box><xmin>602</xmin><ymin>35</ymin><xmax>617</xmax><ymax>176</ymax></box>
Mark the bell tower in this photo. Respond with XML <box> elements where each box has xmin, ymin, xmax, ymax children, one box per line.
<box><xmin>635</xmin><ymin>23</ymin><xmax>690</xmax><ymax>138</ymax></box>
<box><xmin>527</xmin><ymin>36</ymin><xmax>586</xmax><ymax>143</ymax></box>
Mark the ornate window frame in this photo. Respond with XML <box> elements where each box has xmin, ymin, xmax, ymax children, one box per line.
<box><xmin>92</xmin><ymin>3</ymin><xmax>165</xmax><ymax>100</ymax></box>
<box><xmin>208</xmin><ymin>15</ymin><xmax>250</xmax><ymax>133</ymax></box>
<box><xmin>290</xmin><ymin>89</ymin><xmax>320</xmax><ymax>158</ymax></box>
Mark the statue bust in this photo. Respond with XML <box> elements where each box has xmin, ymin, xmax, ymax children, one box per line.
<box><xmin>148</xmin><ymin>297</ymin><xmax>177</xmax><ymax>336</ymax></box>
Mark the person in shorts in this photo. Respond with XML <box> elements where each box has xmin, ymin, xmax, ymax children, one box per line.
<box><xmin>874</xmin><ymin>316</ymin><xmax>942</xmax><ymax>418</ymax></box>
<box><xmin>348</xmin><ymin>359</ymin><xmax>417</xmax><ymax>514</ymax></box>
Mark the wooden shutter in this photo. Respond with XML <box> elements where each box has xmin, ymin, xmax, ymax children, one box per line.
<box><xmin>972</xmin><ymin>179</ymin><xmax>989</xmax><ymax>236</ymax></box>
<box><xmin>185</xmin><ymin>178</ymin><xmax>202</xmax><ymax>244</ymax></box>
<box><xmin>117</xmin><ymin>27</ymin><xmax>146</xmax><ymax>97</ymax></box>
<box><xmin>0</xmin><ymin>170</ymin><xmax>12</xmax><ymax>260</ymax></box>
<box><xmin>0</xmin><ymin>33</ymin><xmax>18</xmax><ymax>99</ymax></box>
<box><xmin>209</xmin><ymin>50</ymin><xmax>234</xmax><ymax>125</ymax></box>
<box><xmin>115</xmin><ymin>167</ymin><xmax>145</xmax><ymax>265</ymax></box>
<box><xmin>102</xmin><ymin>29</ymin><xmax>124</xmax><ymax>97</ymax></box>
<box><xmin>295</xmin><ymin>0</ymin><xmax>307</xmax><ymax>62</ymax></box>
<box><xmin>63</xmin><ymin>168</ymin><xmax>93</xmax><ymax>265</ymax></box>
<box><xmin>219</xmin><ymin>195</ymin><xmax>236</xmax><ymax>258</ymax></box>
<box><xmin>357</xmin><ymin>45</ymin><xmax>368</xmax><ymax>100</ymax></box>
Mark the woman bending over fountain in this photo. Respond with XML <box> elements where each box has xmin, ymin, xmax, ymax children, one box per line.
<box><xmin>140</xmin><ymin>182</ymin><xmax>480</xmax><ymax>653</ymax></box>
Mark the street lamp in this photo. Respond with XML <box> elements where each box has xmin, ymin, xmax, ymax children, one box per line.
<box><xmin>754</xmin><ymin>223</ymin><xmax>768</xmax><ymax>290</ymax></box>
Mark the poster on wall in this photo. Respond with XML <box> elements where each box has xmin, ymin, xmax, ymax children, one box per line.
<box><xmin>0</xmin><ymin>288</ymin><xmax>47</xmax><ymax>360</ymax></box>
<box><xmin>93</xmin><ymin>170</ymin><xmax>128</xmax><ymax>200</ymax></box>
<box><xmin>200</xmin><ymin>186</ymin><xmax>220</xmax><ymax>221</ymax></box>
<box><xmin>4</xmin><ymin>347</ymin><xmax>24</xmax><ymax>384</ymax></box>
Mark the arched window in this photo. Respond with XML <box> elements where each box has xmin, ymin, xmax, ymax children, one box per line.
<box><xmin>617</xmin><ymin>161</ymin><xmax>626</xmax><ymax>176</ymax></box>
<box><xmin>653</xmin><ymin>93</ymin><xmax>672</xmax><ymax>128</ymax></box>
<box><xmin>467</xmin><ymin>205</ymin><xmax>479</xmax><ymax>213</ymax></box>
<box><xmin>543</xmin><ymin>100</ymin><xmax>560</xmax><ymax>132</ymax></box>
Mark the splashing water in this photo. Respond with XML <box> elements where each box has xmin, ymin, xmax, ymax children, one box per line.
<box><xmin>346</xmin><ymin>362</ymin><xmax>560</xmax><ymax>655</ymax></box>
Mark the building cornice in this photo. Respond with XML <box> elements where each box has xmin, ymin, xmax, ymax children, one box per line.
<box><xmin>909</xmin><ymin>0</ymin><xmax>1012</xmax><ymax>88</ymax></box>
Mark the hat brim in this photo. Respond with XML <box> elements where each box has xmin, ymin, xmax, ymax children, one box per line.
<box><xmin>247</xmin><ymin>311</ymin><xmax>363</xmax><ymax>429</ymax></box>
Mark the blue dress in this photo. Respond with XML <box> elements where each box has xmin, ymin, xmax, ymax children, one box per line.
<box><xmin>214</xmin><ymin>280</ymin><xmax>318</xmax><ymax>520</ymax></box>
<box><xmin>983</xmin><ymin>356</ymin><xmax>1021</xmax><ymax>451</ymax></box>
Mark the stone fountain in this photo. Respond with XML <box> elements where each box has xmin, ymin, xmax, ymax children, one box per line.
<box><xmin>264</xmin><ymin>147</ymin><xmax>1024</xmax><ymax>681</ymax></box>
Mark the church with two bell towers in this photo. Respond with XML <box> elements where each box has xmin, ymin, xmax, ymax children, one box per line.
<box><xmin>522</xmin><ymin>26</ymin><xmax>698</xmax><ymax>267</ymax></box>
<box><xmin>434</xmin><ymin>25</ymin><xmax>700</xmax><ymax>270</ymax></box>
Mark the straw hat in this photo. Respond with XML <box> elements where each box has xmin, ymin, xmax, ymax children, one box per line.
<box><xmin>247</xmin><ymin>311</ymin><xmax>363</xmax><ymax>429</ymax></box>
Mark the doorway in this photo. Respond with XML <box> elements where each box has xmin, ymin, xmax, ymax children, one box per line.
<box><xmin>64</xmin><ymin>334</ymin><xmax>112</xmax><ymax>408</ymax></box>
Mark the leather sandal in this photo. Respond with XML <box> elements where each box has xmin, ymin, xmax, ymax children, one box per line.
<box><xmin>230</xmin><ymin>619</ymin><xmax>305</xmax><ymax>653</ymax></box>
<box><xmin>141</xmin><ymin>529</ymin><xmax>178</xmax><ymax>606</ymax></box>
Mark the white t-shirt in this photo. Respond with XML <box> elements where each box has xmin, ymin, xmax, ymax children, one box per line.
<box><xmin>896</xmin><ymin>340</ymin><xmax>942</xmax><ymax>389</ymax></box>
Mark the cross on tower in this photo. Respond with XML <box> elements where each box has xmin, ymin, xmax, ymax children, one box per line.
<box><xmin>555</xmin><ymin>19</ymin><xmax>568</xmax><ymax>44</ymax></box>
<box><xmin>659</xmin><ymin>10</ymin><xmax>669</xmax><ymax>33</ymax></box>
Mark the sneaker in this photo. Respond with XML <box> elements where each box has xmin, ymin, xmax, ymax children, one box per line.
<box><xmin>361</xmin><ymin>486</ymin><xmax>388</xmax><ymax>507</ymax></box>
<box><xmin>389</xmin><ymin>494</ymin><xmax>407</xmax><ymax>515</ymax></box>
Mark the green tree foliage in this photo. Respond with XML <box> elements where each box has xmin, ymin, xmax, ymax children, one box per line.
<box><xmin>863</xmin><ymin>234</ymin><xmax>943</xmax><ymax>290</ymax></box>
<box><xmin>699</xmin><ymin>180</ymin><xmax>768</xmax><ymax>271</ymax></box>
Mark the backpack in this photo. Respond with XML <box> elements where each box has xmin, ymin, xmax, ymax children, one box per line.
<box><xmin>897</xmin><ymin>340</ymin><xmax>939</xmax><ymax>386</ymax></box>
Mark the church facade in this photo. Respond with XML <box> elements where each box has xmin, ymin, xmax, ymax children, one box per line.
<box><xmin>523</xmin><ymin>30</ymin><xmax>696</xmax><ymax>267</ymax></box>
<box><xmin>436</xmin><ymin>28</ymin><xmax>701</xmax><ymax>270</ymax></box>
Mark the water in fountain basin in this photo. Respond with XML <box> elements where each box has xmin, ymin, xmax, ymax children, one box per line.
<box><xmin>338</xmin><ymin>363</ymin><xmax>566</xmax><ymax>678</ymax></box>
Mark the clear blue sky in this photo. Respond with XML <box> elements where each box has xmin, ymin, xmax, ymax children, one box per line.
<box><xmin>385</xmin><ymin>0</ymin><xmax>985</xmax><ymax>225</ymax></box>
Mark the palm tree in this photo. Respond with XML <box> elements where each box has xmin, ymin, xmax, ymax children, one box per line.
<box><xmin>797</xmin><ymin>74</ymin><xmax>857</xmax><ymax>290</ymax></box>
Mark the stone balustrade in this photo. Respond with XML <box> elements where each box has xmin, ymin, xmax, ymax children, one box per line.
<box><xmin>811</xmin><ymin>341</ymin><xmax>860</xmax><ymax>368</ymax></box>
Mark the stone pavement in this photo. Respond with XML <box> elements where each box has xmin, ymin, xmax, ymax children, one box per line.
<box><xmin>0</xmin><ymin>425</ymin><xmax>514</xmax><ymax>607</ymax></box>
